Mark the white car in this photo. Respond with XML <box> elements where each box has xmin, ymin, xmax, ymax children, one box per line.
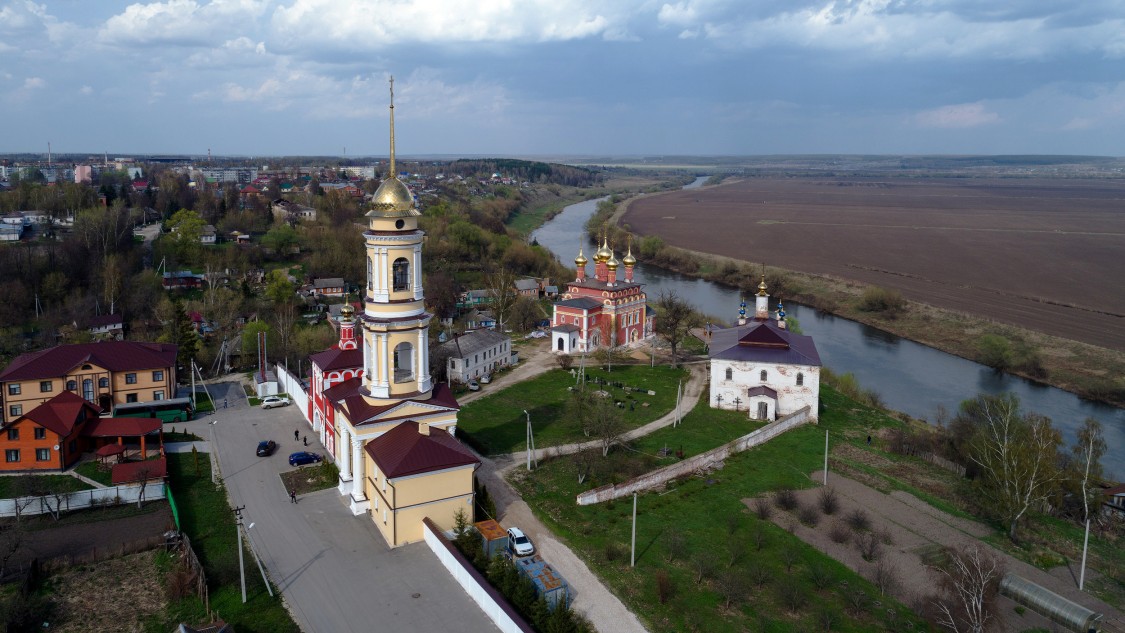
<box><xmin>480</xmin><ymin>374</ymin><xmax>492</xmax><ymax>384</ymax></box>
<box><xmin>507</xmin><ymin>527</ymin><xmax>535</xmax><ymax>557</ymax></box>
<box><xmin>467</xmin><ymin>380</ymin><xmax>480</xmax><ymax>392</ymax></box>
<box><xmin>261</xmin><ymin>395</ymin><xmax>291</xmax><ymax>409</ymax></box>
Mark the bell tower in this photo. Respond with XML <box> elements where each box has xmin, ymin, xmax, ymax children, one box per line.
<box><xmin>360</xmin><ymin>77</ymin><xmax>432</xmax><ymax>401</ymax></box>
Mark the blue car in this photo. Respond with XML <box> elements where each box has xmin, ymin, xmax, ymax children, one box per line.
<box><xmin>288</xmin><ymin>451</ymin><xmax>322</xmax><ymax>467</ymax></box>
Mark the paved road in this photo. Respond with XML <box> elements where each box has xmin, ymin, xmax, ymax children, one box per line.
<box><xmin>183</xmin><ymin>381</ymin><xmax>497</xmax><ymax>633</ymax></box>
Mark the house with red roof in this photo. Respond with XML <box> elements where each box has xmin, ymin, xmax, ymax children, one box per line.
<box><xmin>708</xmin><ymin>278</ymin><xmax>821</xmax><ymax>421</ymax></box>
<box><xmin>0</xmin><ymin>341</ymin><xmax>178</xmax><ymax>425</ymax></box>
<box><xmin>0</xmin><ymin>391</ymin><xmax>164</xmax><ymax>472</ymax></box>
<box><xmin>363</xmin><ymin>421</ymin><xmax>478</xmax><ymax>547</ymax></box>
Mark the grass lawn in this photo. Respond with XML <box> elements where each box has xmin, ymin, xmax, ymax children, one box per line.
<box><xmin>280</xmin><ymin>460</ymin><xmax>340</xmax><ymax>496</ymax></box>
<box><xmin>513</xmin><ymin>386</ymin><xmax>932</xmax><ymax>632</ymax></box>
<box><xmin>166</xmin><ymin>453</ymin><xmax>299</xmax><ymax>633</ymax></box>
<box><xmin>0</xmin><ymin>474</ymin><xmax>92</xmax><ymax>497</ymax></box>
<box><xmin>75</xmin><ymin>461</ymin><xmax>113</xmax><ymax>486</ymax></box>
<box><xmin>458</xmin><ymin>364</ymin><xmax>688</xmax><ymax>455</ymax></box>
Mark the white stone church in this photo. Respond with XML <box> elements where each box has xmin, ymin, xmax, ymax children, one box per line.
<box><xmin>709</xmin><ymin>278</ymin><xmax>821</xmax><ymax>421</ymax></box>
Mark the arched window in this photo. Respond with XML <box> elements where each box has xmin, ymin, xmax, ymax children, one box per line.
<box><xmin>760</xmin><ymin>370</ymin><xmax>768</xmax><ymax>382</ymax></box>
<box><xmin>725</xmin><ymin>368</ymin><xmax>733</xmax><ymax>381</ymax></box>
<box><xmin>393</xmin><ymin>341</ymin><xmax>414</xmax><ymax>383</ymax></box>
<box><xmin>98</xmin><ymin>377</ymin><xmax>109</xmax><ymax>388</ymax></box>
<box><xmin>796</xmin><ymin>372</ymin><xmax>804</xmax><ymax>386</ymax></box>
<box><xmin>66</xmin><ymin>380</ymin><xmax>77</xmax><ymax>391</ymax></box>
<box><xmin>82</xmin><ymin>379</ymin><xmax>94</xmax><ymax>402</ymax></box>
<box><xmin>392</xmin><ymin>257</ymin><xmax>410</xmax><ymax>291</ymax></box>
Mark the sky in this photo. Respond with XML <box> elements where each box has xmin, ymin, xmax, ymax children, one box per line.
<box><xmin>1</xmin><ymin>0</ymin><xmax>1123</xmax><ymax>157</ymax></box>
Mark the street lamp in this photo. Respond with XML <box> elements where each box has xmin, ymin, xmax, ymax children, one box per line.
<box><xmin>245</xmin><ymin>522</ymin><xmax>274</xmax><ymax>598</ymax></box>
<box><xmin>209</xmin><ymin>419</ymin><xmax>221</xmax><ymax>483</ymax></box>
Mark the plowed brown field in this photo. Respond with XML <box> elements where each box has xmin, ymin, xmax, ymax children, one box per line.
<box><xmin>622</xmin><ymin>177</ymin><xmax>1125</xmax><ymax>351</ymax></box>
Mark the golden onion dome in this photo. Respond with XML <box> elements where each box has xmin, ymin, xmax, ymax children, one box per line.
<box><xmin>595</xmin><ymin>237</ymin><xmax>612</xmax><ymax>263</ymax></box>
<box><xmin>606</xmin><ymin>254</ymin><xmax>620</xmax><ymax>270</ymax></box>
<box><xmin>622</xmin><ymin>248</ymin><xmax>636</xmax><ymax>266</ymax></box>
<box><xmin>367</xmin><ymin>177</ymin><xmax>419</xmax><ymax>218</ymax></box>
<box><xmin>574</xmin><ymin>248</ymin><xmax>588</xmax><ymax>267</ymax></box>
<box><xmin>756</xmin><ymin>275</ymin><xmax>768</xmax><ymax>297</ymax></box>
<box><xmin>340</xmin><ymin>303</ymin><xmax>355</xmax><ymax>318</ymax></box>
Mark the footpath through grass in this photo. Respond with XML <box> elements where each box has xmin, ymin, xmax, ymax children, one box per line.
<box><xmin>457</xmin><ymin>364</ymin><xmax>688</xmax><ymax>455</ymax></box>
<box><xmin>166</xmin><ymin>453</ymin><xmax>299</xmax><ymax>633</ymax></box>
<box><xmin>514</xmin><ymin>386</ymin><xmax>932</xmax><ymax>632</ymax></box>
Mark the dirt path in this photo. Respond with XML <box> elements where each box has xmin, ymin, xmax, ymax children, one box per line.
<box><xmin>755</xmin><ymin>471</ymin><xmax>1125</xmax><ymax>632</ymax></box>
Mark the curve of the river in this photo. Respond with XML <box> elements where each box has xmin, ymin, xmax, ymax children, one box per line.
<box><xmin>532</xmin><ymin>177</ymin><xmax>1125</xmax><ymax>478</ymax></box>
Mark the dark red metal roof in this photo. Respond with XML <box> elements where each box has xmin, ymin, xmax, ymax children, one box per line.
<box><xmin>327</xmin><ymin>380</ymin><xmax>460</xmax><ymax>427</ymax></box>
<box><xmin>0</xmin><ymin>341</ymin><xmax>177</xmax><ymax>381</ymax></box>
<box><xmin>710</xmin><ymin>320</ymin><xmax>821</xmax><ymax>367</ymax></box>
<box><xmin>364</xmin><ymin>421</ymin><xmax>478</xmax><ymax>479</ymax></box>
<box><xmin>15</xmin><ymin>391</ymin><xmax>102</xmax><ymax>437</ymax></box>
<box><xmin>310</xmin><ymin>347</ymin><xmax>364</xmax><ymax>372</ymax></box>
<box><xmin>746</xmin><ymin>385</ymin><xmax>779</xmax><ymax>399</ymax></box>
<box><xmin>111</xmin><ymin>457</ymin><xmax>167</xmax><ymax>484</ymax></box>
<box><xmin>83</xmin><ymin>416</ymin><xmax>162</xmax><ymax>438</ymax></box>
<box><xmin>96</xmin><ymin>444</ymin><xmax>127</xmax><ymax>456</ymax></box>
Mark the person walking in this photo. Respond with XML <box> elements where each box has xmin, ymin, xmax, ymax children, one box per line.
<box><xmin>303</xmin><ymin>436</ymin><xmax>308</xmax><ymax>447</ymax></box>
<box><xmin>294</xmin><ymin>429</ymin><xmax>299</xmax><ymax>441</ymax></box>
<box><xmin>289</xmin><ymin>490</ymin><xmax>297</xmax><ymax>504</ymax></box>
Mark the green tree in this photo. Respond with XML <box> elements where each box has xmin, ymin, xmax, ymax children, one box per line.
<box><xmin>264</xmin><ymin>269</ymin><xmax>297</xmax><ymax>305</ymax></box>
<box><xmin>976</xmin><ymin>334</ymin><xmax>1012</xmax><ymax>372</ymax></box>
<box><xmin>1070</xmin><ymin>418</ymin><xmax>1106</xmax><ymax>522</ymax></box>
<box><xmin>165</xmin><ymin>208</ymin><xmax>206</xmax><ymax>265</ymax></box>
<box><xmin>262</xmin><ymin>224</ymin><xmax>299</xmax><ymax>254</ymax></box>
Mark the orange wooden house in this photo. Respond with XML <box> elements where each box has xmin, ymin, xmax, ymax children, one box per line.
<box><xmin>0</xmin><ymin>391</ymin><xmax>162</xmax><ymax>472</ymax></box>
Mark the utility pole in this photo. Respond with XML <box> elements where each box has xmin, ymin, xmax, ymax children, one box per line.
<box><xmin>234</xmin><ymin>505</ymin><xmax>247</xmax><ymax>603</ymax></box>
<box><xmin>823</xmin><ymin>429</ymin><xmax>829</xmax><ymax>485</ymax></box>
<box><xmin>524</xmin><ymin>410</ymin><xmax>536</xmax><ymax>471</ymax></box>
<box><xmin>1079</xmin><ymin>518</ymin><xmax>1090</xmax><ymax>590</ymax></box>
<box><xmin>630</xmin><ymin>493</ymin><xmax>637</xmax><ymax>568</ymax></box>
<box><xmin>246</xmin><ymin>523</ymin><xmax>274</xmax><ymax>597</ymax></box>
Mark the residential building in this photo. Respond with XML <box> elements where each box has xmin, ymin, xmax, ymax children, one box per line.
<box><xmin>271</xmin><ymin>198</ymin><xmax>316</xmax><ymax>222</ymax></box>
<box><xmin>0</xmin><ymin>341</ymin><xmax>178</xmax><ymax>424</ymax></box>
<box><xmin>439</xmin><ymin>329</ymin><xmax>513</xmax><ymax>383</ymax></box>
<box><xmin>163</xmin><ymin>271</ymin><xmax>204</xmax><ymax>290</ymax></box>
<box><xmin>708</xmin><ymin>279</ymin><xmax>821</xmax><ymax>420</ymax></box>
<box><xmin>87</xmin><ymin>313</ymin><xmax>125</xmax><ymax>340</ymax></box>
<box><xmin>310</xmin><ymin>278</ymin><xmax>346</xmax><ymax>298</ymax></box>
<box><xmin>550</xmin><ymin>239</ymin><xmax>653</xmax><ymax>353</ymax></box>
<box><xmin>201</xmin><ymin>225</ymin><xmax>217</xmax><ymax>245</ymax></box>
<box><xmin>514</xmin><ymin>278</ymin><xmax>539</xmax><ymax>298</ymax></box>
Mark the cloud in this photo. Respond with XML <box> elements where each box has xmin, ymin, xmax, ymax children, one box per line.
<box><xmin>915</xmin><ymin>103</ymin><xmax>1000</xmax><ymax>128</ymax></box>
<box><xmin>22</xmin><ymin>77</ymin><xmax>45</xmax><ymax>90</ymax></box>
<box><xmin>79</xmin><ymin>85</ymin><xmax>94</xmax><ymax>95</ymax></box>
<box><xmin>270</xmin><ymin>0</ymin><xmax>623</xmax><ymax>49</ymax></box>
<box><xmin>99</xmin><ymin>0</ymin><xmax>269</xmax><ymax>46</ymax></box>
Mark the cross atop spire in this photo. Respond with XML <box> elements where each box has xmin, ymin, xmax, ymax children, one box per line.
<box><xmin>388</xmin><ymin>76</ymin><xmax>396</xmax><ymax>179</ymax></box>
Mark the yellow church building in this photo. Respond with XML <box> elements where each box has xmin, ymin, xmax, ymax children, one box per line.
<box><xmin>322</xmin><ymin>78</ymin><xmax>478</xmax><ymax>546</ymax></box>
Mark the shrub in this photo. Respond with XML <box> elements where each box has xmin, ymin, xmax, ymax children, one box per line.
<box><xmin>603</xmin><ymin>541</ymin><xmax>628</xmax><ymax>562</ymax></box>
<box><xmin>857</xmin><ymin>531</ymin><xmax>882</xmax><ymax>562</ymax></box>
<box><xmin>873</xmin><ymin>560</ymin><xmax>898</xmax><ymax>596</ymax></box>
<box><xmin>753</xmin><ymin>497</ymin><xmax>773</xmax><ymax>520</ymax></box>
<box><xmin>845</xmin><ymin>509</ymin><xmax>871</xmax><ymax>532</ymax></box>
<box><xmin>776</xmin><ymin>576</ymin><xmax>808</xmax><ymax>613</ymax></box>
<box><xmin>746</xmin><ymin>561</ymin><xmax>772</xmax><ymax>588</ymax></box>
<box><xmin>858</xmin><ymin>286</ymin><xmax>907</xmax><ymax>314</ymax></box>
<box><xmin>829</xmin><ymin>522</ymin><xmax>851</xmax><ymax>544</ymax></box>
<box><xmin>781</xmin><ymin>545</ymin><xmax>801</xmax><ymax>573</ymax></box>
<box><xmin>775</xmin><ymin>488</ymin><xmax>799</xmax><ymax>512</ymax></box>
<box><xmin>752</xmin><ymin>527</ymin><xmax>768</xmax><ymax>552</ymax></box>
<box><xmin>655</xmin><ymin>570</ymin><xmax>674</xmax><ymax>605</ymax></box>
<box><xmin>818</xmin><ymin>487</ymin><xmax>840</xmax><ymax>515</ymax></box>
<box><xmin>808</xmin><ymin>561</ymin><xmax>834</xmax><ymax>590</ymax></box>
<box><xmin>798</xmin><ymin>504</ymin><xmax>820</xmax><ymax>527</ymax></box>
<box><xmin>664</xmin><ymin>528</ymin><xmax>687</xmax><ymax>562</ymax></box>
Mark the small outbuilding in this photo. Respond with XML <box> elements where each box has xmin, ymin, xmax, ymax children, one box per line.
<box><xmin>513</xmin><ymin>554</ymin><xmax>569</xmax><ymax>610</ymax></box>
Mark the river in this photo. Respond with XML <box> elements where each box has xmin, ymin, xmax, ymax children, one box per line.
<box><xmin>532</xmin><ymin>177</ymin><xmax>1125</xmax><ymax>478</ymax></box>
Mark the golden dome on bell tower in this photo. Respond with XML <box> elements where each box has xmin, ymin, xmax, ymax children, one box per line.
<box><xmin>574</xmin><ymin>247</ymin><xmax>588</xmax><ymax>267</ymax></box>
<box><xmin>595</xmin><ymin>234</ymin><xmax>612</xmax><ymax>263</ymax></box>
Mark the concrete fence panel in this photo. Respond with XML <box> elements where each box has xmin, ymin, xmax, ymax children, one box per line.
<box><xmin>0</xmin><ymin>481</ymin><xmax>167</xmax><ymax>518</ymax></box>
<box><xmin>577</xmin><ymin>406</ymin><xmax>812</xmax><ymax>505</ymax></box>
<box><xmin>275</xmin><ymin>364</ymin><xmax>311</xmax><ymax>424</ymax></box>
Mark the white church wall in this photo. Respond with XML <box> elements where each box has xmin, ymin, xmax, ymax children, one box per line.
<box><xmin>710</xmin><ymin>359</ymin><xmax>820</xmax><ymax>417</ymax></box>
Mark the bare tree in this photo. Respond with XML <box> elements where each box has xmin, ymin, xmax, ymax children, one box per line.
<box><xmin>653</xmin><ymin>290</ymin><xmax>700</xmax><ymax>368</ymax></box>
<box><xmin>485</xmin><ymin>268</ymin><xmax>519</xmax><ymax>333</ymax></box>
<box><xmin>964</xmin><ymin>394</ymin><xmax>1063</xmax><ymax>542</ymax></box>
<box><xmin>1071</xmin><ymin>417</ymin><xmax>1106</xmax><ymax>523</ymax></box>
<box><xmin>569</xmin><ymin>448</ymin><xmax>597</xmax><ymax>484</ymax></box>
<box><xmin>590</xmin><ymin>396</ymin><xmax>625</xmax><ymax>457</ymax></box>
<box><xmin>931</xmin><ymin>545</ymin><xmax>1002</xmax><ymax>633</ymax></box>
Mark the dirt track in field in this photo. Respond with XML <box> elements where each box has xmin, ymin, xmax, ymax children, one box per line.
<box><xmin>622</xmin><ymin>177</ymin><xmax>1125</xmax><ymax>351</ymax></box>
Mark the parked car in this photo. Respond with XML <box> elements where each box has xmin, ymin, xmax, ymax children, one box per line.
<box><xmin>256</xmin><ymin>440</ymin><xmax>277</xmax><ymax>457</ymax></box>
<box><xmin>507</xmin><ymin>527</ymin><xmax>535</xmax><ymax>557</ymax></box>
<box><xmin>261</xmin><ymin>395</ymin><xmax>291</xmax><ymax>409</ymax></box>
<box><xmin>480</xmin><ymin>374</ymin><xmax>491</xmax><ymax>384</ymax></box>
<box><xmin>289</xmin><ymin>451</ymin><xmax>322</xmax><ymax>467</ymax></box>
<box><xmin>467</xmin><ymin>380</ymin><xmax>480</xmax><ymax>391</ymax></box>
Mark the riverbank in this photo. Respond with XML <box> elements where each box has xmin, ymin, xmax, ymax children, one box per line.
<box><xmin>601</xmin><ymin>187</ymin><xmax>1125</xmax><ymax>410</ymax></box>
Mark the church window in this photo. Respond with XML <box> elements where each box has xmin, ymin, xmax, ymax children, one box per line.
<box><xmin>367</xmin><ymin>258</ymin><xmax>373</xmax><ymax>290</ymax></box>
<box><xmin>760</xmin><ymin>370</ymin><xmax>768</xmax><ymax>382</ymax></box>
<box><xmin>725</xmin><ymin>368</ymin><xmax>733</xmax><ymax>381</ymax></box>
<box><xmin>393</xmin><ymin>342</ymin><xmax>415</xmax><ymax>383</ymax></box>
<box><xmin>796</xmin><ymin>372</ymin><xmax>804</xmax><ymax>386</ymax></box>
<box><xmin>392</xmin><ymin>257</ymin><xmax>410</xmax><ymax>291</ymax></box>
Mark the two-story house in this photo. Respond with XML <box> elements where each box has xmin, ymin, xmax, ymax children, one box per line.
<box><xmin>439</xmin><ymin>329</ymin><xmax>512</xmax><ymax>383</ymax></box>
<box><xmin>0</xmin><ymin>341</ymin><xmax>178</xmax><ymax>425</ymax></box>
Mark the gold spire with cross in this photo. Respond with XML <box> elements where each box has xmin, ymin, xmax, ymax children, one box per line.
<box><xmin>368</xmin><ymin>75</ymin><xmax>419</xmax><ymax>218</ymax></box>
